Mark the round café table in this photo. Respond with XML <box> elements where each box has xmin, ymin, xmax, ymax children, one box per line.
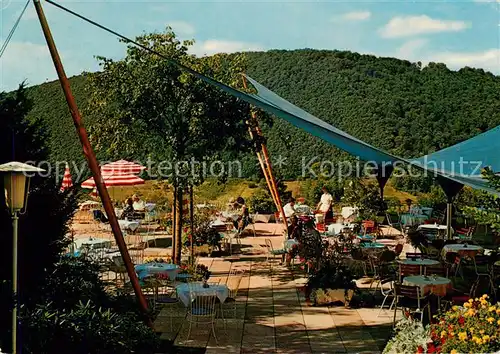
<box><xmin>441</xmin><ymin>244</ymin><xmax>483</xmax><ymax>258</ymax></box>
<box><xmin>403</xmin><ymin>275</ymin><xmax>451</xmax><ymax>310</ymax></box>
<box><xmin>135</xmin><ymin>263</ymin><xmax>179</xmax><ymax>281</ymax></box>
<box><xmin>399</xmin><ymin>258</ymin><xmax>439</xmax><ymax>275</ymax></box>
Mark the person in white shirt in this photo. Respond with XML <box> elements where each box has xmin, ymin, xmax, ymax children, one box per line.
<box><xmin>316</xmin><ymin>187</ymin><xmax>333</xmax><ymax>220</ymax></box>
<box><xmin>283</xmin><ymin>197</ymin><xmax>297</xmax><ymax>219</ymax></box>
<box><xmin>132</xmin><ymin>194</ymin><xmax>146</xmax><ymax>211</ymax></box>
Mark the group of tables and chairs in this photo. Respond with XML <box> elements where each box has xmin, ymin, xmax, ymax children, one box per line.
<box><xmin>136</xmin><ymin>262</ymin><xmax>244</xmax><ymax>343</ymax></box>
<box><xmin>373</xmin><ymin>239</ymin><xmax>499</xmax><ymax>326</ymax></box>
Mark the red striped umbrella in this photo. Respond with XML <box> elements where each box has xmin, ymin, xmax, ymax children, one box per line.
<box><xmin>101</xmin><ymin>159</ymin><xmax>145</xmax><ymax>175</ymax></box>
<box><xmin>60</xmin><ymin>163</ymin><xmax>73</xmax><ymax>191</ymax></box>
<box><xmin>81</xmin><ymin>172</ymin><xmax>145</xmax><ymax>189</ymax></box>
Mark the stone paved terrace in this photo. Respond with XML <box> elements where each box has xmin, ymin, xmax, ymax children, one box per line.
<box><xmin>153</xmin><ymin>224</ymin><xmax>403</xmax><ymax>354</ymax></box>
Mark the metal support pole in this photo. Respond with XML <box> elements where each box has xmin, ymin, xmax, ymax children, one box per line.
<box><xmin>241</xmin><ymin>76</ymin><xmax>287</xmax><ymax>232</ymax></box>
<box><xmin>11</xmin><ymin>212</ymin><xmax>18</xmax><ymax>354</ymax></box>
<box><xmin>189</xmin><ymin>185</ymin><xmax>194</xmax><ymax>264</ymax></box>
<box><xmin>446</xmin><ymin>198</ymin><xmax>453</xmax><ymax>240</ymax></box>
<box><xmin>33</xmin><ymin>0</ymin><xmax>151</xmax><ymax>326</ymax></box>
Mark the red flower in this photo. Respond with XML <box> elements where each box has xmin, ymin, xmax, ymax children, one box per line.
<box><xmin>416</xmin><ymin>345</ymin><xmax>424</xmax><ymax>353</ymax></box>
<box><xmin>458</xmin><ymin>316</ymin><xmax>465</xmax><ymax>325</ymax></box>
<box><xmin>440</xmin><ymin>337</ymin><xmax>446</xmax><ymax>345</ymax></box>
<box><xmin>427</xmin><ymin>343</ymin><xmax>436</xmax><ymax>353</ymax></box>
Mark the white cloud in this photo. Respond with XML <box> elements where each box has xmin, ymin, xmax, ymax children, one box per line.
<box><xmin>167</xmin><ymin>21</ymin><xmax>195</xmax><ymax>36</ymax></box>
<box><xmin>379</xmin><ymin>15</ymin><xmax>469</xmax><ymax>38</ymax></box>
<box><xmin>189</xmin><ymin>40</ymin><xmax>264</xmax><ymax>57</ymax></box>
<box><xmin>0</xmin><ymin>41</ymin><xmax>86</xmax><ymax>91</ymax></box>
<box><xmin>341</xmin><ymin>11</ymin><xmax>371</xmax><ymax>21</ymax></box>
<box><xmin>0</xmin><ymin>42</ymin><xmax>53</xmax><ymax>90</ymax></box>
<box><xmin>429</xmin><ymin>49</ymin><xmax>500</xmax><ymax>72</ymax></box>
<box><xmin>397</xmin><ymin>38</ymin><xmax>428</xmax><ymax>59</ymax></box>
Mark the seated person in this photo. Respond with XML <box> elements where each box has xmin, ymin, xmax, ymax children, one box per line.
<box><xmin>283</xmin><ymin>197</ymin><xmax>297</xmax><ymax>220</ymax></box>
<box><xmin>233</xmin><ymin>197</ymin><xmax>250</xmax><ymax>233</ymax></box>
<box><xmin>132</xmin><ymin>194</ymin><xmax>146</xmax><ymax>211</ymax></box>
<box><xmin>120</xmin><ymin>198</ymin><xmax>135</xmax><ymax>219</ymax></box>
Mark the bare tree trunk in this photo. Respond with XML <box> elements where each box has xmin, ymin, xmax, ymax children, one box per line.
<box><xmin>174</xmin><ymin>186</ymin><xmax>183</xmax><ymax>264</ymax></box>
<box><xmin>172</xmin><ymin>186</ymin><xmax>177</xmax><ymax>262</ymax></box>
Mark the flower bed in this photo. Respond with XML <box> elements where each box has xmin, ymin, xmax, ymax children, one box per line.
<box><xmin>426</xmin><ymin>295</ymin><xmax>500</xmax><ymax>354</ymax></box>
<box><xmin>384</xmin><ymin>294</ymin><xmax>500</xmax><ymax>354</ymax></box>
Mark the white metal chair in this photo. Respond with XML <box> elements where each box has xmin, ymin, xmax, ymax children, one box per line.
<box><xmin>377</xmin><ymin>277</ymin><xmax>395</xmax><ymax>317</ymax></box>
<box><xmin>185</xmin><ymin>284</ymin><xmax>218</xmax><ymax>343</ymax></box>
<box><xmin>264</xmin><ymin>238</ymin><xmax>286</xmax><ymax>263</ymax></box>
<box><xmin>220</xmin><ymin>272</ymin><xmax>243</xmax><ymax>328</ymax></box>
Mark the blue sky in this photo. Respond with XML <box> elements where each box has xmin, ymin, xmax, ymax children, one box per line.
<box><xmin>1</xmin><ymin>0</ymin><xmax>499</xmax><ymax>91</ymax></box>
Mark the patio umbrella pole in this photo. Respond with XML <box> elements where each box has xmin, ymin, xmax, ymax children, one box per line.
<box><xmin>33</xmin><ymin>0</ymin><xmax>152</xmax><ymax>327</ymax></box>
<box><xmin>446</xmin><ymin>198</ymin><xmax>453</xmax><ymax>240</ymax></box>
<box><xmin>241</xmin><ymin>75</ymin><xmax>287</xmax><ymax>231</ymax></box>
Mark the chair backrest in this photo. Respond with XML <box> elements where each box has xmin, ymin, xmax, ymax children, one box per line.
<box><xmin>425</xmin><ymin>265</ymin><xmax>447</xmax><ymax>277</ymax></box>
<box><xmin>265</xmin><ymin>239</ymin><xmax>274</xmax><ymax>253</ymax></box>
<box><xmin>351</xmin><ymin>248</ymin><xmax>365</xmax><ymax>261</ymax></box>
<box><xmin>394</xmin><ymin>283</ymin><xmax>421</xmax><ymax>299</ymax></box>
<box><xmin>400</xmin><ymin>264</ymin><xmax>420</xmax><ymax>278</ymax></box>
<box><xmin>394</xmin><ymin>244</ymin><xmax>404</xmax><ymax>256</ymax></box>
<box><xmin>189</xmin><ymin>292</ymin><xmax>217</xmax><ymax>317</ymax></box>
<box><xmin>227</xmin><ymin>274</ymin><xmax>243</xmax><ymax>299</ymax></box>
<box><xmin>474</xmin><ymin>254</ymin><xmax>491</xmax><ymax>266</ymax></box>
<box><xmin>379</xmin><ymin>250</ymin><xmax>396</xmax><ymax>263</ymax></box>
<box><xmin>405</xmin><ymin>252</ymin><xmax>422</xmax><ymax>259</ymax></box>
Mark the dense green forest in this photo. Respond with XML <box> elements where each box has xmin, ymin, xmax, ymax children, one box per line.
<box><xmin>22</xmin><ymin>49</ymin><xmax>500</xmax><ymax>180</ymax></box>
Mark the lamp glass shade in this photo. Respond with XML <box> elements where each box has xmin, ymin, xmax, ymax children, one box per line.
<box><xmin>4</xmin><ymin>172</ymin><xmax>27</xmax><ymax>212</ymax></box>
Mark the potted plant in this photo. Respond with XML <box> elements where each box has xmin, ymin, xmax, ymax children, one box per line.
<box><xmin>303</xmin><ymin>238</ymin><xmax>357</xmax><ymax>307</ymax></box>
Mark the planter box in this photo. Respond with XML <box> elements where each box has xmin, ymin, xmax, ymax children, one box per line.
<box><xmin>312</xmin><ymin>288</ymin><xmax>355</xmax><ymax>307</ymax></box>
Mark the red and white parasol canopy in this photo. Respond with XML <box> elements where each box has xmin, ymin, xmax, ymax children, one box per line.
<box><xmin>81</xmin><ymin>172</ymin><xmax>145</xmax><ymax>189</ymax></box>
<box><xmin>100</xmin><ymin>159</ymin><xmax>145</xmax><ymax>175</ymax></box>
<box><xmin>60</xmin><ymin>163</ymin><xmax>73</xmax><ymax>191</ymax></box>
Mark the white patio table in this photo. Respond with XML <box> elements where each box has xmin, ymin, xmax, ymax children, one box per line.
<box><xmin>176</xmin><ymin>282</ymin><xmax>229</xmax><ymax>307</ymax></box>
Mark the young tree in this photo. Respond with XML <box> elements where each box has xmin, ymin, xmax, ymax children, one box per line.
<box><xmin>85</xmin><ymin>28</ymin><xmax>254</xmax><ymax>263</ymax></box>
<box><xmin>0</xmin><ymin>85</ymin><xmax>77</xmax><ymax>349</ymax></box>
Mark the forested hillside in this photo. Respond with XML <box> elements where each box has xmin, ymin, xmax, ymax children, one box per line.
<box><xmin>23</xmin><ymin>49</ymin><xmax>500</xmax><ymax>179</ymax></box>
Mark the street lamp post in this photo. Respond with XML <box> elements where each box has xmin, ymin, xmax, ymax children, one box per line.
<box><xmin>0</xmin><ymin>162</ymin><xmax>45</xmax><ymax>354</ymax></box>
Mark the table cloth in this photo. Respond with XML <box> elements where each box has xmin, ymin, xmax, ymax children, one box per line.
<box><xmin>118</xmin><ymin>219</ymin><xmax>140</xmax><ymax>232</ymax></box>
<box><xmin>135</xmin><ymin>263</ymin><xmax>179</xmax><ymax>280</ymax></box>
<box><xmin>441</xmin><ymin>244</ymin><xmax>483</xmax><ymax>258</ymax></box>
<box><xmin>403</xmin><ymin>275</ymin><xmax>451</xmax><ymax>297</ymax></box>
<box><xmin>401</xmin><ymin>213</ymin><xmax>428</xmax><ymax>226</ymax></box>
<box><xmin>74</xmin><ymin>237</ymin><xmax>112</xmax><ymax>250</ymax></box>
<box><xmin>176</xmin><ymin>282</ymin><xmax>229</xmax><ymax>307</ymax></box>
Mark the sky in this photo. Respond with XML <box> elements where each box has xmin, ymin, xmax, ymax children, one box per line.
<box><xmin>1</xmin><ymin>0</ymin><xmax>500</xmax><ymax>91</ymax></box>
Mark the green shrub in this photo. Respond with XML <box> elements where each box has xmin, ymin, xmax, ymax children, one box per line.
<box><xmin>248</xmin><ymin>189</ymin><xmax>275</xmax><ymax>213</ymax></box>
<box><xmin>23</xmin><ymin>300</ymin><xmax>159</xmax><ymax>354</ymax></box>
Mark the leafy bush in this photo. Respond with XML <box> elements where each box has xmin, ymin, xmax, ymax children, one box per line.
<box><xmin>248</xmin><ymin>189</ymin><xmax>276</xmax><ymax>213</ymax></box>
<box><xmin>383</xmin><ymin>317</ymin><xmax>430</xmax><ymax>354</ymax></box>
<box><xmin>20</xmin><ymin>257</ymin><xmax>159</xmax><ymax>353</ymax></box>
<box><xmin>183</xmin><ymin>209</ymin><xmax>222</xmax><ymax>250</ymax></box>
<box><xmin>22</xmin><ymin>301</ymin><xmax>159</xmax><ymax>354</ymax></box>
<box><xmin>341</xmin><ymin>178</ymin><xmax>384</xmax><ymax>219</ymax></box>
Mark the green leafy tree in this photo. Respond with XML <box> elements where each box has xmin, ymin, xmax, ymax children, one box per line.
<box><xmin>462</xmin><ymin>168</ymin><xmax>500</xmax><ymax>233</ymax></box>
<box><xmin>85</xmin><ymin>28</ymin><xmax>254</xmax><ymax>263</ymax></box>
<box><xmin>0</xmin><ymin>85</ymin><xmax>77</xmax><ymax>350</ymax></box>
